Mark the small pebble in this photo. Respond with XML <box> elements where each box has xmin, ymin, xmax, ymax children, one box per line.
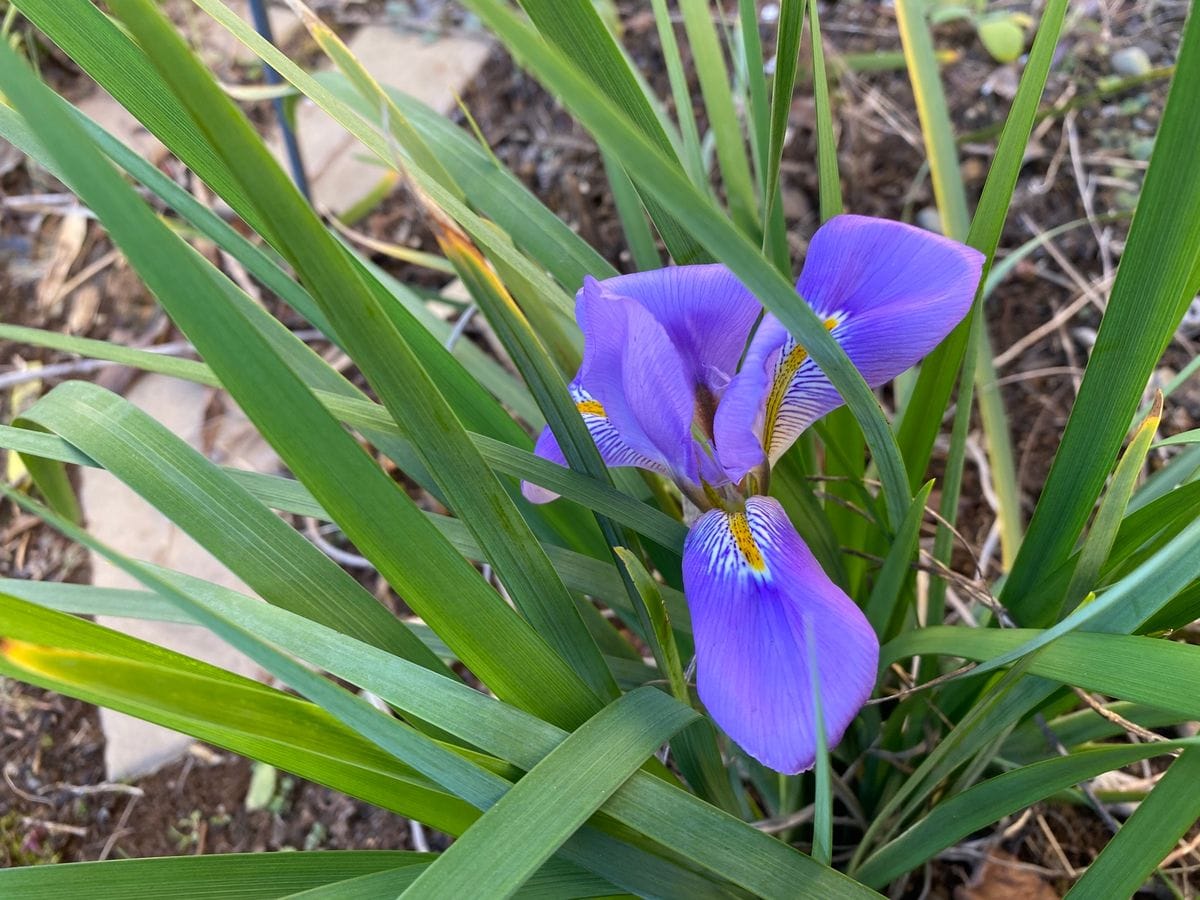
<box><xmin>1180</xmin><ymin>297</ymin><xmax>1200</xmax><ymax>335</ymax></box>
<box><xmin>915</xmin><ymin>207</ymin><xmax>943</xmax><ymax>234</ymax></box>
<box><xmin>1111</xmin><ymin>46</ymin><xmax>1152</xmax><ymax>77</ymax></box>
<box><xmin>1129</xmin><ymin>136</ymin><xmax>1156</xmax><ymax>161</ymax></box>
<box><xmin>981</xmin><ymin>65</ymin><xmax>1020</xmax><ymax>100</ymax></box>
<box><xmin>1072</xmin><ymin>326</ymin><xmax>1098</xmax><ymax>350</ymax></box>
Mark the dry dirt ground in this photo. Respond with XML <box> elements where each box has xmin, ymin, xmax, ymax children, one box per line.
<box><xmin>2</xmin><ymin>0</ymin><xmax>1198</xmax><ymax>895</ymax></box>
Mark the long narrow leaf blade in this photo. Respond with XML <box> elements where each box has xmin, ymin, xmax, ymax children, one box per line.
<box><xmin>403</xmin><ymin>689</ymin><xmax>697</xmax><ymax>898</ymax></box>
<box><xmin>0</xmin><ymin>33</ymin><xmax>597</xmax><ymax>728</ymax></box>
<box><xmin>105</xmin><ymin>0</ymin><xmax>614</xmax><ymax>703</ymax></box>
<box><xmin>1003</xmin><ymin>6</ymin><xmax>1200</xmax><ymax>624</ymax></box>
<box><xmin>1065</xmin><ymin>748</ymin><xmax>1200</xmax><ymax>899</ymax></box>
<box><xmin>858</xmin><ymin>741</ymin><xmax>1200</xmax><ymax>888</ymax></box>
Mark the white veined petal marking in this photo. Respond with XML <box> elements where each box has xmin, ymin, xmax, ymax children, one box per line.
<box><xmin>568</xmin><ymin>384</ymin><xmax>670</xmax><ymax>475</ymax></box>
<box><xmin>690</xmin><ymin>498</ymin><xmax>785</xmax><ymax>584</ymax></box>
<box><xmin>761</xmin><ymin>314</ymin><xmax>843</xmax><ymax>457</ymax></box>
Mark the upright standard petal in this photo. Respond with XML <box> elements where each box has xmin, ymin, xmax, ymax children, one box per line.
<box><xmin>584</xmin><ymin>267</ymin><xmax>761</xmax><ymax>395</ymax></box>
<box><xmin>715</xmin><ymin>215</ymin><xmax>983</xmax><ymax>479</ymax></box>
<box><xmin>683</xmin><ymin>496</ymin><xmax>879</xmax><ymax>773</ymax></box>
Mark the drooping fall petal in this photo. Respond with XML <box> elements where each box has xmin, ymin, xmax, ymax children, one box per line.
<box><xmin>522</xmin><ymin>275</ymin><xmax>700</xmax><ymax>502</ymax></box>
<box><xmin>575</xmin><ymin>282</ymin><xmax>696</xmax><ymax>474</ymax></box>
<box><xmin>683</xmin><ymin>496</ymin><xmax>879</xmax><ymax>773</ymax></box>
<box><xmin>521</xmin><ymin>384</ymin><xmax>673</xmax><ymax>503</ymax></box>
<box><xmin>715</xmin><ymin>215</ymin><xmax>983</xmax><ymax>480</ymax></box>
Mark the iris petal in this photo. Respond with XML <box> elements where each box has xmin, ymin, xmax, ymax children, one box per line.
<box><xmin>585</xmin><ymin>266</ymin><xmax>761</xmax><ymax>394</ymax></box>
<box><xmin>683</xmin><ymin>496</ymin><xmax>878</xmax><ymax>773</ymax></box>
<box><xmin>521</xmin><ymin>385</ymin><xmax>670</xmax><ymax>503</ymax></box>
<box><xmin>576</xmin><ymin>279</ymin><xmax>696</xmax><ymax>479</ymax></box>
<box><xmin>523</xmin><ymin>276</ymin><xmax>702</xmax><ymax>502</ymax></box>
<box><xmin>715</xmin><ymin>215</ymin><xmax>984</xmax><ymax>480</ymax></box>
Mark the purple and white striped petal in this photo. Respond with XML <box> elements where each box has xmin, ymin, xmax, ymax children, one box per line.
<box><xmin>521</xmin><ymin>384</ymin><xmax>671</xmax><ymax>503</ymax></box>
<box><xmin>715</xmin><ymin>215</ymin><xmax>984</xmax><ymax>480</ymax></box>
<box><xmin>575</xmin><ymin>282</ymin><xmax>697</xmax><ymax>480</ymax></box>
<box><xmin>583</xmin><ymin>267</ymin><xmax>761</xmax><ymax>396</ymax></box>
<box><xmin>683</xmin><ymin>496</ymin><xmax>879</xmax><ymax>773</ymax></box>
<box><xmin>522</xmin><ymin>278</ymin><xmax>702</xmax><ymax>502</ymax></box>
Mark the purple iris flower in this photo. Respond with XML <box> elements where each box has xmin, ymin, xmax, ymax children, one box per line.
<box><xmin>523</xmin><ymin>215</ymin><xmax>984</xmax><ymax>774</ymax></box>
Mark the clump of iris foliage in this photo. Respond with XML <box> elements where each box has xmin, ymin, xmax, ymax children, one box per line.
<box><xmin>0</xmin><ymin>0</ymin><xmax>1198</xmax><ymax>896</ymax></box>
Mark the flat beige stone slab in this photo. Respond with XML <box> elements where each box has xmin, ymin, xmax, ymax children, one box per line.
<box><xmin>75</xmin><ymin>2</ymin><xmax>302</xmax><ymax>161</ymax></box>
<box><xmin>80</xmin><ymin>375</ymin><xmax>276</xmax><ymax>781</ymax></box>
<box><xmin>76</xmin><ymin>91</ymin><xmax>165</xmax><ymax>162</ymax></box>
<box><xmin>290</xmin><ymin>28</ymin><xmax>491</xmax><ymax>214</ymax></box>
<box><xmin>175</xmin><ymin>0</ymin><xmax>301</xmax><ymax>70</ymax></box>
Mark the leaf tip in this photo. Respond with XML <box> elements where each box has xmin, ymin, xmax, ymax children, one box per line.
<box><xmin>1148</xmin><ymin>388</ymin><xmax>1165</xmax><ymax>425</ymax></box>
<box><xmin>281</xmin><ymin>0</ymin><xmax>329</xmax><ymax>36</ymax></box>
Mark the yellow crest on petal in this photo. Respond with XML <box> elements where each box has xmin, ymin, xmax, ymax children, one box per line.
<box><xmin>729</xmin><ymin>511</ymin><xmax>767</xmax><ymax>572</ymax></box>
<box><xmin>762</xmin><ymin>316</ymin><xmax>840</xmax><ymax>456</ymax></box>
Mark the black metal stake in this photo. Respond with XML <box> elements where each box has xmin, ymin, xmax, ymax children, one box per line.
<box><xmin>247</xmin><ymin>0</ymin><xmax>311</xmax><ymax>201</ymax></box>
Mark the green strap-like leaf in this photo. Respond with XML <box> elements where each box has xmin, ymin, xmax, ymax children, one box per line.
<box><xmin>0</xmin><ymin>851</ymin><xmax>433</xmax><ymax>899</ymax></box>
<box><xmin>19</xmin><ymin>382</ymin><xmax>448</xmax><ymax>676</ymax></box>
<box><xmin>858</xmin><ymin>740</ymin><xmax>1200</xmax><ymax>888</ymax></box>
<box><xmin>768</xmin><ymin>446</ymin><xmax>848</xmax><ymax>585</ymax></box>
<box><xmin>894</xmin><ymin>0</ymin><xmax>969</xmax><ymax>237</ymax></box>
<box><xmin>738</xmin><ymin>0</ymin><xmax>769</xmax><ymax>195</ymax></box>
<box><xmin>0</xmin><ymin>596</ymin><xmax>480</xmax><ymax>835</ymax></box>
<box><xmin>884</xmin><ymin>627</ymin><xmax>1200</xmax><ymax>720</ymax></box>
<box><xmin>283</xmin><ymin>858</ymin><xmax>619</xmax><ymax>899</ymax></box>
<box><xmin>603</xmin><ymin>147</ymin><xmax>662</xmax><ymax>270</ymax></box>
<box><xmin>895</xmin><ymin>0</ymin><xmax>1068</xmax><ymax>491</ymax></box>
<box><xmin>420</xmin><ymin>203</ymin><xmax>683</xmax><ymax>676</ymax></box>
<box><xmin>676</xmin><ymin>0</ymin><xmax>760</xmax><ymax>239</ymax></box>
<box><xmin>864</xmin><ymin>481</ymin><xmax>933</xmax><ymax>638</ymax></box>
<box><xmin>1003</xmin><ymin>703</ymin><xmax>1187</xmax><ymax>763</ymax></box>
<box><xmin>1059</xmin><ymin>398</ymin><xmax>1163</xmax><ymax>616</ymax></box>
<box><xmin>516</xmin><ymin>0</ymin><xmax>709</xmax><ymax>264</ymax></box>
<box><xmin>384</xmin><ymin>82</ymin><xmax>617</xmax><ymax>288</ymax></box>
<box><xmin>1065</xmin><ymin>748</ymin><xmax>1200</xmax><ymax>899</ymax></box>
<box><xmin>648</xmin><ymin>0</ymin><xmax>707</xmax><ymax>189</ymax></box>
<box><xmin>402</xmin><ymin>689</ymin><xmax>697</xmax><ymax>898</ymax></box>
<box><xmin>892</xmin><ymin>0</ymin><xmax>1037</xmax><ymax>595</ymax></box>
<box><xmin>807</xmin><ymin>0</ymin><xmax>841</xmax><ymax>222</ymax></box>
<box><xmin>0</xmin><ymin>32</ymin><xmax>597</xmax><ymax>729</ymax></box>
<box><xmin>0</xmin><ymin>851</ymin><xmax>616</xmax><ymax>900</ymax></box>
<box><xmin>850</xmin><ymin>669</ymin><xmax>1060</xmax><ymax>869</ymax></box>
<box><xmin>1003</xmin><ymin>5</ymin><xmax>1200</xmax><ymax>624</ymax></box>
<box><xmin>1</xmin><ymin>483</ymin><xmax>520</xmax><ymax>803</ymax></box>
<box><xmin>941</xmin><ymin>511</ymin><xmax>1200</xmax><ymax>681</ymax></box>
